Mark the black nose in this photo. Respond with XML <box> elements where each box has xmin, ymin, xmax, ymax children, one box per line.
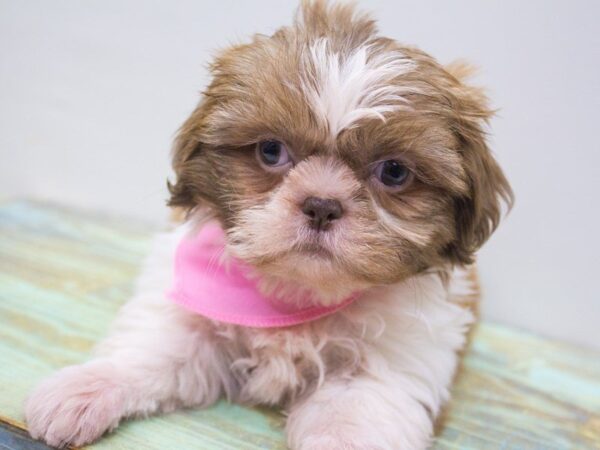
<box><xmin>301</xmin><ymin>197</ymin><xmax>343</xmax><ymax>231</ymax></box>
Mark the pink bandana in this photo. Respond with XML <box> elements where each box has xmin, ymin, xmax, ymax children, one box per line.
<box><xmin>168</xmin><ymin>223</ymin><xmax>358</xmax><ymax>328</ymax></box>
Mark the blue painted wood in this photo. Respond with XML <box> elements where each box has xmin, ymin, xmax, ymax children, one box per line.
<box><xmin>0</xmin><ymin>423</ymin><xmax>53</xmax><ymax>450</ymax></box>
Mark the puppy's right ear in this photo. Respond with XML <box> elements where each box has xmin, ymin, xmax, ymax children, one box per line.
<box><xmin>167</xmin><ymin>99</ymin><xmax>211</xmax><ymax>211</ymax></box>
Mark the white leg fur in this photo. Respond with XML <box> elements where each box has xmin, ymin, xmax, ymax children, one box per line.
<box><xmin>287</xmin><ymin>376</ymin><xmax>432</xmax><ymax>450</ymax></box>
<box><xmin>25</xmin><ymin>227</ymin><xmax>231</xmax><ymax>447</ymax></box>
<box><xmin>26</xmin><ymin>226</ymin><xmax>475</xmax><ymax>449</ymax></box>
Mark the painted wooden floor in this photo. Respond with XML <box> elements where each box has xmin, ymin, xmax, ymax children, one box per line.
<box><xmin>0</xmin><ymin>200</ymin><xmax>599</xmax><ymax>450</ymax></box>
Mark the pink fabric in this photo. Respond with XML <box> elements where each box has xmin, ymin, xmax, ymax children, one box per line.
<box><xmin>168</xmin><ymin>223</ymin><xmax>358</xmax><ymax>328</ymax></box>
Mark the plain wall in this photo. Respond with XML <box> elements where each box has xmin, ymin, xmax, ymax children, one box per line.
<box><xmin>1</xmin><ymin>1</ymin><xmax>599</xmax><ymax>349</ymax></box>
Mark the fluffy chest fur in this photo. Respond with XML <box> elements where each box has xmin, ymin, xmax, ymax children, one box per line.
<box><xmin>101</xmin><ymin>225</ymin><xmax>475</xmax><ymax>412</ymax></box>
<box><xmin>98</xmin><ymin>227</ymin><xmax>474</xmax><ymax>410</ymax></box>
<box><xmin>215</xmin><ymin>273</ymin><xmax>475</xmax><ymax>409</ymax></box>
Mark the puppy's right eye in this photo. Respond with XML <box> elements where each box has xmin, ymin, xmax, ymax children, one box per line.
<box><xmin>256</xmin><ymin>140</ymin><xmax>291</xmax><ymax>169</ymax></box>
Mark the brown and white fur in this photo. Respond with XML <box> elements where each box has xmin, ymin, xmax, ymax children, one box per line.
<box><xmin>25</xmin><ymin>2</ymin><xmax>512</xmax><ymax>449</ymax></box>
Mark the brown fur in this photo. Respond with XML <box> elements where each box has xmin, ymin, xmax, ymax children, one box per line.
<box><xmin>167</xmin><ymin>0</ymin><xmax>512</xmax><ymax>297</ymax></box>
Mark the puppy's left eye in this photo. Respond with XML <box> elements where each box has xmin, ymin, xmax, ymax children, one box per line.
<box><xmin>374</xmin><ymin>160</ymin><xmax>412</xmax><ymax>189</ymax></box>
<box><xmin>256</xmin><ymin>140</ymin><xmax>291</xmax><ymax>169</ymax></box>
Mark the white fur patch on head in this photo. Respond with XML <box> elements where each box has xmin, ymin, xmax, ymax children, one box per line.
<box><xmin>301</xmin><ymin>39</ymin><xmax>417</xmax><ymax>140</ymax></box>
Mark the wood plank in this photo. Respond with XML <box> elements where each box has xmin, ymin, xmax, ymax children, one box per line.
<box><xmin>0</xmin><ymin>200</ymin><xmax>598</xmax><ymax>449</ymax></box>
<box><xmin>434</xmin><ymin>324</ymin><xmax>600</xmax><ymax>450</ymax></box>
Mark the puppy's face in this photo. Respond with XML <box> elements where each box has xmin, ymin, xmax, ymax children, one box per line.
<box><xmin>169</xmin><ymin>2</ymin><xmax>512</xmax><ymax>302</ymax></box>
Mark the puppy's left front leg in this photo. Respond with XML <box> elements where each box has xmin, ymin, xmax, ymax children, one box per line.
<box><xmin>286</xmin><ymin>374</ymin><xmax>436</xmax><ymax>450</ymax></box>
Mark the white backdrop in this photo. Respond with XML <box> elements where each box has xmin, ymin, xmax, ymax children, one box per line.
<box><xmin>1</xmin><ymin>1</ymin><xmax>599</xmax><ymax>349</ymax></box>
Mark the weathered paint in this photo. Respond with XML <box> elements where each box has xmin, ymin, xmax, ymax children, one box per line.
<box><xmin>0</xmin><ymin>200</ymin><xmax>598</xmax><ymax>449</ymax></box>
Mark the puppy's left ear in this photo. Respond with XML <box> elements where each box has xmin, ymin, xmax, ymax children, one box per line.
<box><xmin>444</xmin><ymin>62</ymin><xmax>514</xmax><ymax>265</ymax></box>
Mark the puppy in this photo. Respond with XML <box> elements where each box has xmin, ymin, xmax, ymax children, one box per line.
<box><xmin>25</xmin><ymin>1</ymin><xmax>512</xmax><ymax>449</ymax></box>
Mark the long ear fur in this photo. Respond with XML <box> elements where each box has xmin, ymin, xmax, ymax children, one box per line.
<box><xmin>166</xmin><ymin>99</ymin><xmax>212</xmax><ymax>211</ymax></box>
<box><xmin>445</xmin><ymin>62</ymin><xmax>514</xmax><ymax>264</ymax></box>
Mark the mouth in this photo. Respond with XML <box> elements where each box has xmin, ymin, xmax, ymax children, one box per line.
<box><xmin>294</xmin><ymin>234</ymin><xmax>335</xmax><ymax>258</ymax></box>
<box><xmin>298</xmin><ymin>243</ymin><xmax>332</xmax><ymax>257</ymax></box>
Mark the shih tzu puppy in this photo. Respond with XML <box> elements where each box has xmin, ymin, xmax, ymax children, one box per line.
<box><xmin>25</xmin><ymin>1</ymin><xmax>512</xmax><ymax>449</ymax></box>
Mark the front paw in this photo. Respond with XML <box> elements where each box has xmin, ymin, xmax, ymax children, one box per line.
<box><xmin>297</xmin><ymin>434</ymin><xmax>386</xmax><ymax>450</ymax></box>
<box><xmin>25</xmin><ymin>360</ymin><xmax>124</xmax><ymax>448</ymax></box>
<box><xmin>292</xmin><ymin>422</ymin><xmax>431</xmax><ymax>450</ymax></box>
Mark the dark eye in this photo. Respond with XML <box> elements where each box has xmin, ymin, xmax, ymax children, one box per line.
<box><xmin>375</xmin><ymin>160</ymin><xmax>412</xmax><ymax>188</ymax></box>
<box><xmin>256</xmin><ymin>140</ymin><xmax>291</xmax><ymax>168</ymax></box>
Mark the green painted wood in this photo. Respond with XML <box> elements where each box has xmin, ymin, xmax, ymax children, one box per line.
<box><xmin>0</xmin><ymin>200</ymin><xmax>599</xmax><ymax>449</ymax></box>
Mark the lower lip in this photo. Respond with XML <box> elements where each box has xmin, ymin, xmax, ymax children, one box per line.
<box><xmin>299</xmin><ymin>243</ymin><xmax>332</xmax><ymax>258</ymax></box>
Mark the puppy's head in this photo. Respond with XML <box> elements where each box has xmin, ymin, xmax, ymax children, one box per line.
<box><xmin>168</xmin><ymin>1</ymin><xmax>513</xmax><ymax>303</ymax></box>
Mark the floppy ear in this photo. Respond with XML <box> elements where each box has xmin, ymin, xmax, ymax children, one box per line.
<box><xmin>166</xmin><ymin>99</ymin><xmax>212</xmax><ymax>211</ymax></box>
<box><xmin>444</xmin><ymin>62</ymin><xmax>514</xmax><ymax>264</ymax></box>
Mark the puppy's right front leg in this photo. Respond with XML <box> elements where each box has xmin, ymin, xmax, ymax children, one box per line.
<box><xmin>25</xmin><ymin>297</ymin><xmax>227</xmax><ymax>448</ymax></box>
